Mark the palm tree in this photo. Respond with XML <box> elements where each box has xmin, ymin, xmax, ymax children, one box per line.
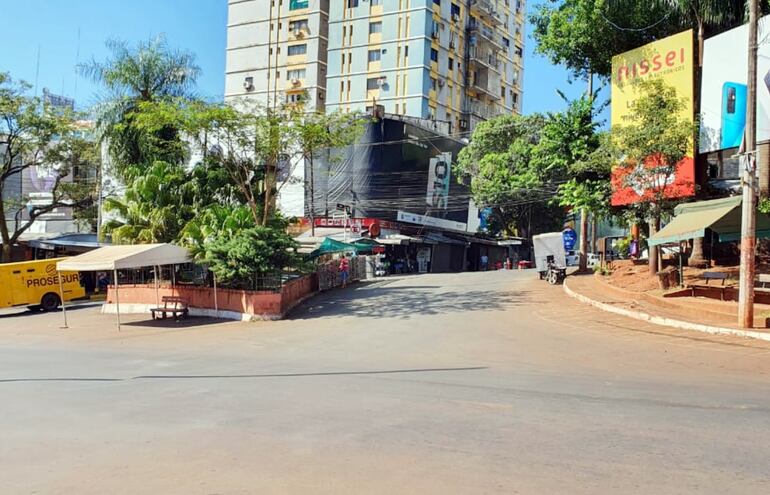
<box><xmin>79</xmin><ymin>36</ymin><xmax>200</xmax><ymax>177</ymax></box>
<box><xmin>101</xmin><ymin>161</ymin><xmax>192</xmax><ymax>244</ymax></box>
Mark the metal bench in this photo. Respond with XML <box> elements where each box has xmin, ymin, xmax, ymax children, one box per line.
<box><xmin>688</xmin><ymin>271</ymin><xmax>731</xmax><ymax>300</ymax></box>
<box><xmin>758</xmin><ymin>274</ymin><xmax>770</xmax><ymax>289</ymax></box>
<box><xmin>150</xmin><ymin>296</ymin><xmax>189</xmax><ymax>321</ymax></box>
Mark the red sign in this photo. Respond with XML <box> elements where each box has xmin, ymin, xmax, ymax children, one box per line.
<box><xmin>313</xmin><ymin>217</ymin><xmax>399</xmax><ymax>232</ymax></box>
<box><xmin>611</xmin><ymin>156</ymin><xmax>695</xmax><ymax>206</ymax></box>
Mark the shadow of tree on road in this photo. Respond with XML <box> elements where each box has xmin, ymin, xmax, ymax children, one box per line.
<box><xmin>289</xmin><ymin>283</ymin><xmax>530</xmax><ymax>320</ymax></box>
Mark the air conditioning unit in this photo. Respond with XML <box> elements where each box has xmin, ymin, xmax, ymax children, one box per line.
<box><xmin>294</xmin><ymin>29</ymin><xmax>303</xmax><ymax>37</ymax></box>
<box><xmin>432</xmin><ymin>30</ymin><xmax>440</xmax><ymax>40</ymax></box>
<box><xmin>449</xmin><ymin>38</ymin><xmax>456</xmax><ymax>49</ymax></box>
<box><xmin>459</xmin><ymin>119</ymin><xmax>468</xmax><ymax>130</ymax></box>
<box><xmin>438</xmin><ymin>79</ymin><xmax>445</xmax><ymax>88</ymax></box>
<box><xmin>290</xmin><ymin>78</ymin><xmax>301</xmax><ymax>85</ymax></box>
<box><xmin>243</xmin><ymin>77</ymin><xmax>254</xmax><ymax>91</ymax></box>
<box><xmin>452</xmin><ymin>13</ymin><xmax>460</xmax><ymax>22</ymax></box>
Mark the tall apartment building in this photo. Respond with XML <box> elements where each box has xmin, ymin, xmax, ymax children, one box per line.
<box><xmin>225</xmin><ymin>0</ymin><xmax>330</xmax><ymax>110</ymax></box>
<box><xmin>226</xmin><ymin>0</ymin><xmax>525</xmax><ymax>132</ymax></box>
<box><xmin>325</xmin><ymin>0</ymin><xmax>525</xmax><ymax>132</ymax></box>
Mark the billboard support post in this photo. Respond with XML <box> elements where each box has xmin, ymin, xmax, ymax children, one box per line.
<box><xmin>739</xmin><ymin>0</ymin><xmax>759</xmax><ymax>329</ymax></box>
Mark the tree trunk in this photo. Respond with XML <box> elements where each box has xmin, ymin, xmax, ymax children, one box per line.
<box><xmin>0</xmin><ymin>189</ymin><xmax>11</xmax><ymax>263</ymax></box>
<box><xmin>689</xmin><ymin>236</ymin><xmax>705</xmax><ymax>267</ymax></box>
<box><xmin>579</xmin><ymin>208</ymin><xmax>588</xmax><ymax>272</ymax></box>
<box><xmin>648</xmin><ymin>217</ymin><xmax>660</xmax><ymax>276</ymax></box>
<box><xmin>590</xmin><ymin>213</ymin><xmax>597</xmax><ymax>254</ymax></box>
<box><xmin>689</xmin><ymin>20</ymin><xmax>707</xmax><ymax>266</ymax></box>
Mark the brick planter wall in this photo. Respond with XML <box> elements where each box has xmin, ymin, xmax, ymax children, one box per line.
<box><xmin>105</xmin><ymin>274</ymin><xmax>318</xmax><ymax>320</ymax></box>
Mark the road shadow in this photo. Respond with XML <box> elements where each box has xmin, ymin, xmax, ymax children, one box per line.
<box><xmin>289</xmin><ymin>283</ymin><xmax>529</xmax><ymax>320</ymax></box>
<box><xmin>0</xmin><ymin>302</ymin><xmax>102</xmax><ymax>319</ymax></box>
<box><xmin>120</xmin><ymin>316</ymin><xmax>232</xmax><ymax>329</ymax></box>
<box><xmin>0</xmin><ymin>366</ymin><xmax>487</xmax><ymax>384</ymax></box>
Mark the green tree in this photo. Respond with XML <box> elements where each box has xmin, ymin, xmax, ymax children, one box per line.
<box><xmin>611</xmin><ymin>78</ymin><xmax>695</xmax><ymax>274</ymax></box>
<box><xmin>456</xmin><ymin>114</ymin><xmax>564</xmax><ymax>238</ymax></box>
<box><xmin>204</xmin><ymin>222</ymin><xmax>302</xmax><ymax>290</ymax></box>
<box><xmin>531</xmin><ymin>0</ymin><xmax>674</xmax><ymax>81</ymax></box>
<box><xmin>79</xmin><ymin>36</ymin><xmax>199</xmax><ymax>180</ymax></box>
<box><xmin>0</xmin><ymin>73</ymin><xmax>97</xmax><ymax>261</ymax></box>
<box><xmin>101</xmin><ymin>160</ymin><xmax>192</xmax><ymax>244</ymax></box>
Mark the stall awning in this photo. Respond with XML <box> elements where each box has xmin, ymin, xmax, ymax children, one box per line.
<box><xmin>56</xmin><ymin>243</ymin><xmax>191</xmax><ymax>271</ymax></box>
<box><xmin>649</xmin><ymin>196</ymin><xmax>770</xmax><ymax>246</ymax></box>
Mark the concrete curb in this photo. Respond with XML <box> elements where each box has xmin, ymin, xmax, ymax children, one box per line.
<box><xmin>563</xmin><ymin>277</ymin><xmax>770</xmax><ymax>342</ymax></box>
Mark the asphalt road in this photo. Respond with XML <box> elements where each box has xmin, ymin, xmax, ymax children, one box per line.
<box><xmin>2</xmin><ymin>270</ymin><xmax>770</xmax><ymax>494</ymax></box>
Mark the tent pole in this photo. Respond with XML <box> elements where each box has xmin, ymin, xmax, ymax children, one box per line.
<box><xmin>171</xmin><ymin>265</ymin><xmax>176</xmax><ymax>295</ymax></box>
<box><xmin>114</xmin><ymin>268</ymin><xmax>121</xmax><ymax>331</ymax></box>
<box><xmin>154</xmin><ymin>265</ymin><xmax>159</xmax><ymax>308</ymax></box>
<box><xmin>57</xmin><ymin>271</ymin><xmax>68</xmax><ymax>329</ymax></box>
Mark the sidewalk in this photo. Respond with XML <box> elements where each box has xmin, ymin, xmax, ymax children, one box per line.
<box><xmin>564</xmin><ymin>273</ymin><xmax>770</xmax><ymax>342</ymax></box>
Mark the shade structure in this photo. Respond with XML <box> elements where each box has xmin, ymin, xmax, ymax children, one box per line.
<box><xmin>649</xmin><ymin>196</ymin><xmax>770</xmax><ymax>246</ymax></box>
<box><xmin>55</xmin><ymin>243</ymin><xmax>191</xmax><ymax>331</ymax></box>
<box><xmin>56</xmin><ymin>243</ymin><xmax>191</xmax><ymax>272</ymax></box>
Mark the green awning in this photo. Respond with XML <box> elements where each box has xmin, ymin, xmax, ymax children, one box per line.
<box><xmin>649</xmin><ymin>195</ymin><xmax>770</xmax><ymax>246</ymax></box>
<box><xmin>308</xmin><ymin>237</ymin><xmax>380</xmax><ymax>258</ymax></box>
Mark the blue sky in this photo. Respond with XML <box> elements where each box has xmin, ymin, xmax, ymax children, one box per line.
<box><xmin>0</xmin><ymin>0</ymin><xmax>607</xmax><ymax>123</ymax></box>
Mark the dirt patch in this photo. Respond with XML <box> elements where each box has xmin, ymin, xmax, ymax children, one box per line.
<box><xmin>601</xmin><ymin>260</ymin><xmax>749</xmax><ymax>294</ymax></box>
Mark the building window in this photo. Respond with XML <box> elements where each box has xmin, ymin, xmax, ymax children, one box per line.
<box><xmin>367</xmin><ymin>77</ymin><xmax>382</xmax><ymax>90</ymax></box>
<box><xmin>368</xmin><ymin>50</ymin><xmax>382</xmax><ymax>62</ymax></box>
<box><xmin>430</xmin><ymin>48</ymin><xmax>438</xmax><ymax>62</ymax></box>
<box><xmin>371</xmin><ymin>0</ymin><xmax>382</xmax><ymax>4</ymax></box>
<box><xmin>289</xmin><ymin>0</ymin><xmax>309</xmax><ymax>9</ymax></box>
<box><xmin>369</xmin><ymin>21</ymin><xmax>382</xmax><ymax>34</ymax></box>
<box><xmin>502</xmin><ymin>37</ymin><xmax>510</xmax><ymax>48</ymax></box>
<box><xmin>348</xmin><ymin>0</ymin><xmax>359</xmax><ymax>7</ymax></box>
<box><xmin>288</xmin><ymin>44</ymin><xmax>307</xmax><ymax>56</ymax></box>
<box><xmin>514</xmin><ymin>45</ymin><xmax>523</xmax><ymax>58</ymax></box>
<box><xmin>287</xmin><ymin>69</ymin><xmax>306</xmax><ymax>80</ymax></box>
<box><xmin>431</xmin><ymin>77</ymin><xmax>438</xmax><ymax>91</ymax></box>
<box><xmin>448</xmin><ymin>57</ymin><xmax>454</xmax><ymax>70</ymax></box>
<box><xmin>451</xmin><ymin>3</ymin><xmax>461</xmax><ymax>17</ymax></box>
<box><xmin>433</xmin><ymin>0</ymin><xmax>441</xmax><ymax>5</ymax></box>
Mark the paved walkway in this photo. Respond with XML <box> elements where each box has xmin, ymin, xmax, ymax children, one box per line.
<box><xmin>2</xmin><ymin>271</ymin><xmax>770</xmax><ymax>494</ymax></box>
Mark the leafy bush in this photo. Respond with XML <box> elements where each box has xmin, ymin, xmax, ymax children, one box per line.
<box><xmin>204</xmin><ymin>225</ymin><xmax>302</xmax><ymax>290</ymax></box>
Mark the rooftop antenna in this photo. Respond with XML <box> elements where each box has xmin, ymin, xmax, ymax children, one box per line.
<box><xmin>74</xmin><ymin>27</ymin><xmax>81</xmax><ymax>107</ymax></box>
<box><xmin>34</xmin><ymin>45</ymin><xmax>41</xmax><ymax>97</ymax></box>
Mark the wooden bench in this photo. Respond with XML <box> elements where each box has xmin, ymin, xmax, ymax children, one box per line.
<box><xmin>150</xmin><ymin>296</ymin><xmax>189</xmax><ymax>321</ymax></box>
<box><xmin>758</xmin><ymin>274</ymin><xmax>770</xmax><ymax>289</ymax></box>
<box><xmin>688</xmin><ymin>272</ymin><xmax>731</xmax><ymax>300</ymax></box>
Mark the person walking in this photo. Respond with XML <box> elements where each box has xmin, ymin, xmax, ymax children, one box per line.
<box><xmin>480</xmin><ymin>254</ymin><xmax>489</xmax><ymax>271</ymax></box>
<box><xmin>339</xmin><ymin>254</ymin><xmax>350</xmax><ymax>288</ymax></box>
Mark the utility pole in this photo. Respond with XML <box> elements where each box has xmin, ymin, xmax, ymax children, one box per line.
<box><xmin>739</xmin><ymin>0</ymin><xmax>759</xmax><ymax>328</ymax></box>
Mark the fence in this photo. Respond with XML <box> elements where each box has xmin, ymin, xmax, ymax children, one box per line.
<box><xmin>316</xmin><ymin>256</ymin><xmax>371</xmax><ymax>291</ymax></box>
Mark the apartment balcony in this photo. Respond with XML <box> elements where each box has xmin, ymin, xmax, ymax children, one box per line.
<box><xmin>468</xmin><ymin>75</ymin><xmax>501</xmax><ymax>100</ymax></box>
<box><xmin>467</xmin><ymin>19</ymin><xmax>503</xmax><ymax>51</ymax></box>
<box><xmin>463</xmin><ymin>100</ymin><xmax>504</xmax><ymax>120</ymax></box>
<box><xmin>470</xmin><ymin>0</ymin><xmax>503</xmax><ymax>26</ymax></box>
<box><xmin>468</xmin><ymin>46</ymin><xmax>501</xmax><ymax>74</ymax></box>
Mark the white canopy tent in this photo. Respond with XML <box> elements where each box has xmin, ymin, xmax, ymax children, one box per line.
<box><xmin>56</xmin><ymin>243</ymin><xmax>192</xmax><ymax>330</ymax></box>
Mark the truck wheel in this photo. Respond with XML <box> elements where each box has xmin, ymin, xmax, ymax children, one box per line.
<box><xmin>40</xmin><ymin>293</ymin><xmax>61</xmax><ymax>312</ymax></box>
<box><xmin>547</xmin><ymin>270</ymin><xmax>559</xmax><ymax>285</ymax></box>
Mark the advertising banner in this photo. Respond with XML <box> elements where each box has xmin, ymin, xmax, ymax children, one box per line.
<box><xmin>427</xmin><ymin>152</ymin><xmax>452</xmax><ymax>209</ymax></box>
<box><xmin>699</xmin><ymin>15</ymin><xmax>770</xmax><ymax>153</ymax></box>
<box><xmin>610</xmin><ymin>29</ymin><xmax>695</xmax><ymax>206</ymax></box>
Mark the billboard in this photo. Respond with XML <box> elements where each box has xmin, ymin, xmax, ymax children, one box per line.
<box><xmin>610</xmin><ymin>29</ymin><xmax>695</xmax><ymax>206</ymax></box>
<box><xmin>426</xmin><ymin>152</ymin><xmax>452</xmax><ymax>209</ymax></box>
<box><xmin>699</xmin><ymin>15</ymin><xmax>770</xmax><ymax>153</ymax></box>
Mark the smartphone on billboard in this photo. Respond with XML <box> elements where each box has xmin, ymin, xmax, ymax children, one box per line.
<box><xmin>720</xmin><ymin>82</ymin><xmax>747</xmax><ymax>149</ymax></box>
